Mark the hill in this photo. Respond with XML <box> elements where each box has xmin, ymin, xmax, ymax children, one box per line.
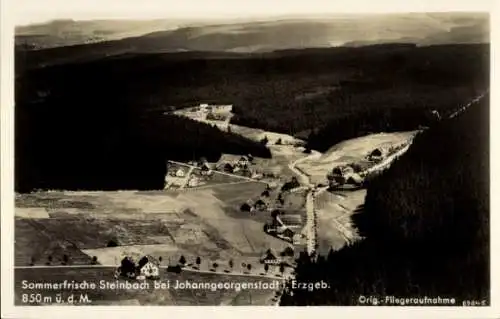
<box><xmin>15</xmin><ymin>18</ymin><xmax>207</xmax><ymax>50</ymax></box>
<box><xmin>280</xmin><ymin>95</ymin><xmax>490</xmax><ymax>305</ymax></box>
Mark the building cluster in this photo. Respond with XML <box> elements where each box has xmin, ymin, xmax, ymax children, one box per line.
<box><xmin>327</xmin><ymin>164</ymin><xmax>363</xmax><ymax>187</ymax></box>
<box><xmin>216</xmin><ymin>154</ymin><xmax>263</xmax><ymax>179</ymax></box>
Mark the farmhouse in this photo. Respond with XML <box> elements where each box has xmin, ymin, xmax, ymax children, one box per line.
<box><xmin>292</xmin><ymin>233</ymin><xmax>302</xmax><ymax>245</ymax></box>
<box><xmin>136</xmin><ymin>255</ymin><xmax>160</xmax><ymax>280</ymax></box>
<box><xmin>346</xmin><ymin>174</ymin><xmax>364</xmax><ymax>186</ymax></box>
<box><xmin>200</xmin><ymin>163</ymin><xmax>213</xmax><ymax>176</ymax></box>
<box><xmin>328</xmin><ymin>165</ymin><xmax>356</xmax><ymax>185</ymax></box>
<box><xmin>280</xmin><ymin>214</ymin><xmax>303</xmax><ymax>227</ymax></box>
<box><xmin>260</xmin><ymin>249</ymin><xmax>280</xmax><ymax>265</ymax></box>
<box><xmin>175</xmin><ymin>168</ymin><xmax>186</xmax><ymax>177</ymax></box>
<box><xmin>187</xmin><ymin>175</ymin><xmax>200</xmax><ymax>187</ymax></box>
<box><xmin>368</xmin><ymin>148</ymin><xmax>385</xmax><ymax>161</ymax></box>
<box><xmin>282</xmin><ymin>228</ymin><xmax>295</xmax><ymax>240</ymax></box>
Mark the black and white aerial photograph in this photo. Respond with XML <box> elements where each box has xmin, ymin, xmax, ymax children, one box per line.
<box><xmin>1</xmin><ymin>0</ymin><xmax>496</xmax><ymax>316</ymax></box>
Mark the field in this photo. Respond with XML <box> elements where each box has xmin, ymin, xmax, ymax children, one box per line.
<box><xmin>166</xmin><ymin>161</ymin><xmax>252</xmax><ymax>190</ymax></box>
<box><xmin>15</xmin><ymin>267</ymin><xmax>281</xmax><ymax>305</ymax></box>
<box><xmin>296</xmin><ymin>131</ymin><xmax>418</xmax><ymax>184</ymax></box>
<box><xmin>15</xmin><ymin>183</ymin><xmax>294</xmax><ymax>284</ymax></box>
<box><xmin>314</xmin><ymin>189</ymin><xmax>366</xmax><ymax>255</ymax></box>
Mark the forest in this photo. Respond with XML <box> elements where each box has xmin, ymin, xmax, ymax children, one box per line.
<box><xmin>15</xmin><ymin>43</ymin><xmax>488</xmax><ymax>191</ymax></box>
<box><xmin>280</xmin><ymin>95</ymin><xmax>490</xmax><ymax>305</ymax></box>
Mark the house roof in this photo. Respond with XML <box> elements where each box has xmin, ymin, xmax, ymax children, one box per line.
<box><xmin>280</xmin><ymin>215</ymin><xmax>302</xmax><ymax>225</ymax></box>
<box><xmin>347</xmin><ymin>173</ymin><xmax>363</xmax><ymax>184</ymax></box>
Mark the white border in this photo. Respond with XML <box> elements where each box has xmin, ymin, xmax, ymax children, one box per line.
<box><xmin>2</xmin><ymin>0</ymin><xmax>499</xmax><ymax>318</ymax></box>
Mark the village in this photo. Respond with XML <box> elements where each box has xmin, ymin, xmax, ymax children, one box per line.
<box><xmin>157</xmin><ymin>104</ymin><xmax>418</xmax><ymax>285</ymax></box>
<box><xmin>14</xmin><ymin>102</ymin><xmax>418</xmax><ymax>306</ymax></box>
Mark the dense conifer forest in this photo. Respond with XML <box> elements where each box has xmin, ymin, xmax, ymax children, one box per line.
<box><xmin>280</xmin><ymin>96</ymin><xmax>490</xmax><ymax>305</ymax></box>
<box><xmin>15</xmin><ymin>43</ymin><xmax>488</xmax><ymax>191</ymax></box>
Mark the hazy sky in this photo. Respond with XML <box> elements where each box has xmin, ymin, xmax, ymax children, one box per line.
<box><xmin>12</xmin><ymin>0</ymin><xmax>494</xmax><ymax>26</ymax></box>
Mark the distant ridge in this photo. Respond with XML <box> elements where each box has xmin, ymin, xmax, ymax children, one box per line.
<box><xmin>16</xmin><ymin>13</ymin><xmax>488</xmax><ymax>53</ymax></box>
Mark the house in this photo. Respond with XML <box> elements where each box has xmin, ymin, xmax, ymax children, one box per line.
<box><xmin>200</xmin><ymin>163</ymin><xmax>213</xmax><ymax>176</ymax></box>
<box><xmin>251</xmin><ymin>172</ymin><xmax>263</xmax><ymax>180</ymax></box>
<box><xmin>254</xmin><ymin>199</ymin><xmax>268</xmax><ymax>211</ymax></box>
<box><xmin>238</xmin><ymin>156</ymin><xmax>250</xmax><ymax>167</ymax></box>
<box><xmin>368</xmin><ymin>148</ymin><xmax>385</xmax><ymax>162</ymax></box>
<box><xmin>136</xmin><ymin>255</ymin><xmax>160</xmax><ymax>280</ymax></box>
<box><xmin>346</xmin><ymin>173</ymin><xmax>364</xmax><ymax>186</ymax></box>
<box><xmin>223</xmin><ymin>163</ymin><xmax>234</xmax><ymax>173</ymax></box>
<box><xmin>187</xmin><ymin>175</ymin><xmax>200</xmax><ymax>188</ymax></box>
<box><xmin>292</xmin><ymin>234</ymin><xmax>302</xmax><ymax>245</ymax></box>
<box><xmin>329</xmin><ymin>165</ymin><xmax>355</xmax><ymax>185</ymax></box>
<box><xmin>280</xmin><ymin>214</ymin><xmax>302</xmax><ymax>227</ymax></box>
<box><xmin>115</xmin><ymin>257</ymin><xmax>137</xmax><ymax>279</ymax></box>
<box><xmin>175</xmin><ymin>168</ymin><xmax>186</xmax><ymax>177</ymax></box>
<box><xmin>282</xmin><ymin>228</ymin><xmax>295</xmax><ymax>240</ymax></box>
<box><xmin>260</xmin><ymin>249</ymin><xmax>280</xmax><ymax>265</ymax></box>
<box><xmin>332</xmin><ymin>165</ymin><xmax>354</xmax><ymax>177</ymax></box>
